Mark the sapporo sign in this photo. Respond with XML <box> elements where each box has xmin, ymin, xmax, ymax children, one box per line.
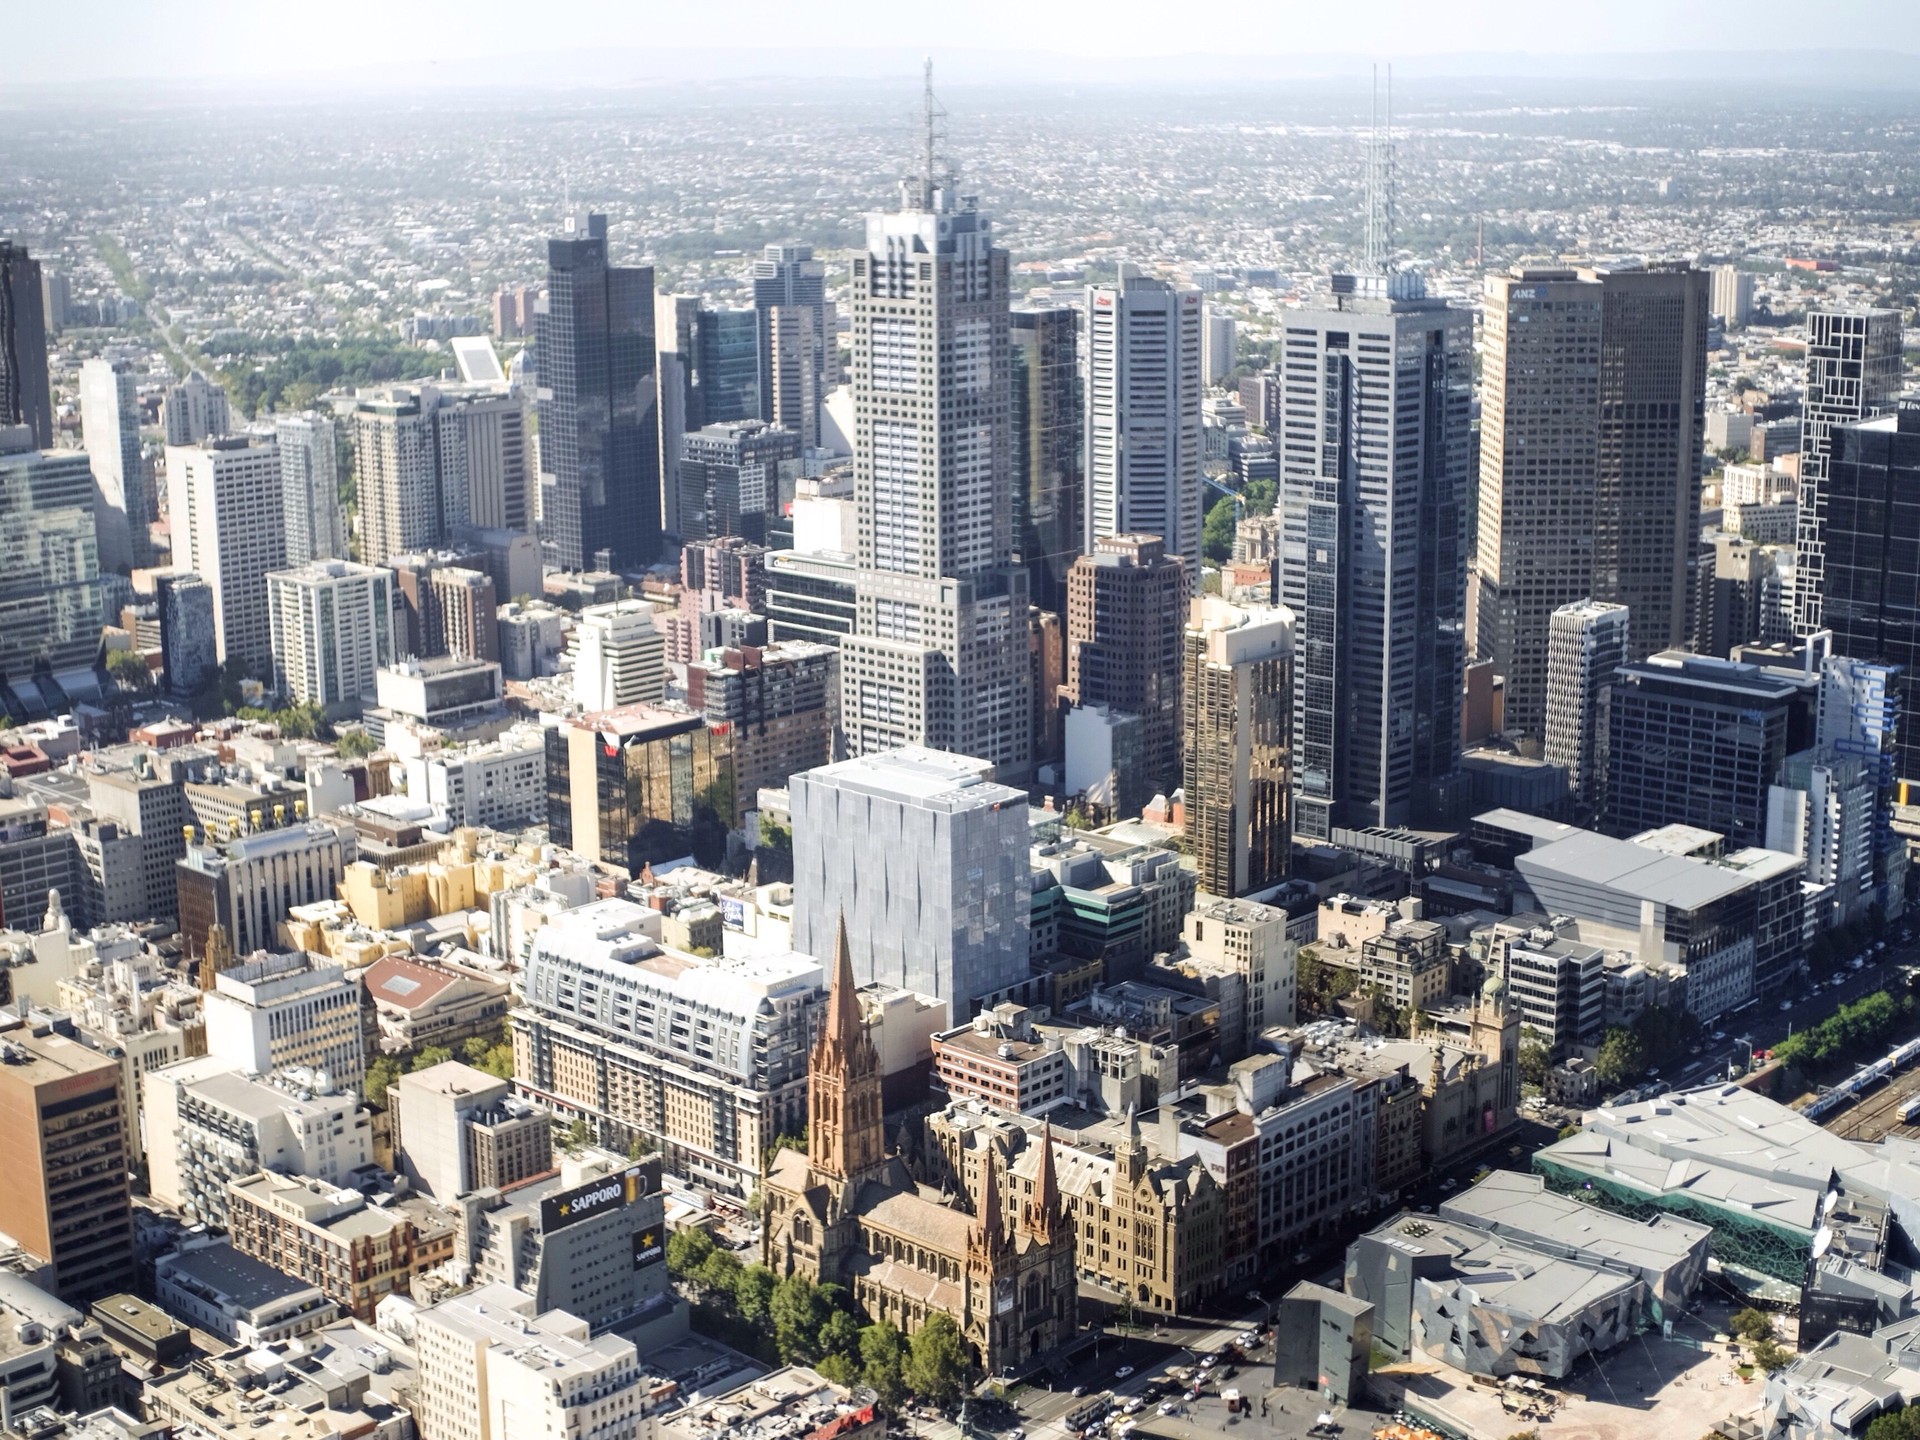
<box><xmin>540</xmin><ymin>1156</ymin><xmax>662</xmax><ymax>1234</ymax></box>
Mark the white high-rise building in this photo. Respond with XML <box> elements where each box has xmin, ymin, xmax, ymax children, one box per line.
<box><xmin>1086</xmin><ymin>276</ymin><xmax>1204</xmax><ymax>579</ymax></box>
<box><xmin>201</xmin><ymin>948</ymin><xmax>362</xmax><ymax>1090</ymax></box>
<box><xmin>1542</xmin><ymin>600</ymin><xmax>1630</xmax><ymax>811</ymax></box>
<box><xmin>433</xmin><ymin>388</ymin><xmax>532</xmax><ymax>534</ymax></box>
<box><xmin>1202</xmin><ymin>306</ymin><xmax>1236</xmax><ymax>390</ymax></box>
<box><xmin>1710</xmin><ymin>265</ymin><xmax>1755</xmax><ymax>328</ymax></box>
<box><xmin>275</xmin><ymin>413</ymin><xmax>347</xmax><ymax>563</ymax></box>
<box><xmin>162</xmin><ymin>371</ymin><xmax>230</xmax><ymax>446</ymax></box>
<box><xmin>413</xmin><ymin>1284</ymin><xmax>644</xmax><ymax>1440</ymax></box>
<box><xmin>78</xmin><ymin>357</ymin><xmax>151</xmax><ymax>571</ymax></box>
<box><xmin>838</xmin><ymin>112</ymin><xmax>1034</xmax><ymax>779</ymax></box>
<box><xmin>166</xmin><ymin>436</ymin><xmax>286</xmax><ymax>673</ymax></box>
<box><xmin>267</xmin><ymin>560</ymin><xmax>398</xmax><ymax>716</ymax></box>
<box><xmin>568</xmin><ymin>600</ymin><xmax>665</xmax><ymax>712</ymax></box>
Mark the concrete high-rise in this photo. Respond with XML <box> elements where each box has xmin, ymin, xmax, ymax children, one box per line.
<box><xmin>0</xmin><ymin>1025</ymin><xmax>135</xmax><ymax>1303</ymax></box>
<box><xmin>1062</xmin><ymin>534</ymin><xmax>1186</xmax><ymax>792</ymax></box>
<box><xmin>677</xmin><ymin>418</ymin><xmax>801</xmax><ymax>544</ymax></box>
<box><xmin>838</xmin><ymin>146</ymin><xmax>1033</xmax><ymax>777</ymax></box>
<box><xmin>1793</xmin><ymin>308</ymin><xmax>1903</xmax><ymax>635</ymax></box>
<box><xmin>351</xmin><ymin>389</ymin><xmax>439</xmax><ymax>566</ymax></box>
<box><xmin>1085</xmin><ymin>276</ymin><xmax>1203</xmax><ymax>580</ymax></box>
<box><xmin>537</xmin><ymin>212</ymin><xmax>661</xmax><ymax>571</ymax></box>
<box><xmin>0</xmin><ymin>431</ymin><xmax>105</xmax><ymax>677</ymax></box>
<box><xmin>274</xmin><ymin>413</ymin><xmax>347</xmax><ymax>564</ymax></box>
<box><xmin>753</xmin><ymin>244</ymin><xmax>829</xmax><ymax>449</ymax></box>
<box><xmin>0</xmin><ymin>243</ymin><xmax>52</xmax><ymax>448</ymax></box>
<box><xmin>1011</xmin><ymin>306</ymin><xmax>1084</xmax><ymax>615</ymax></box>
<box><xmin>434</xmin><ymin>387</ymin><xmax>532</xmax><ymax>534</ymax></box>
<box><xmin>791</xmin><ymin>747</ymin><xmax>1030</xmax><ymax>1018</ymax></box>
<box><xmin>568</xmin><ymin>600</ymin><xmax>665</xmax><ymax>712</ymax></box>
<box><xmin>1279</xmin><ymin>277</ymin><xmax>1472</xmax><ymax>839</ymax></box>
<box><xmin>1542</xmin><ymin>600</ymin><xmax>1630</xmax><ymax>812</ymax></box>
<box><xmin>656</xmin><ymin>293</ymin><xmax>700</xmax><ymax>541</ymax></box>
<box><xmin>1473</xmin><ymin>264</ymin><xmax>1709</xmax><ymax>743</ymax></box>
<box><xmin>1202</xmin><ymin>307</ymin><xmax>1236</xmax><ymax>389</ymax></box>
<box><xmin>167</xmin><ymin>435</ymin><xmax>286</xmax><ymax>673</ymax></box>
<box><xmin>1710</xmin><ymin>265</ymin><xmax>1754</xmax><ymax>329</ymax></box>
<box><xmin>267</xmin><ymin>559</ymin><xmax>398</xmax><ymax>716</ymax></box>
<box><xmin>78</xmin><ymin>358</ymin><xmax>151</xmax><ymax>572</ymax></box>
<box><xmin>1183</xmin><ymin>595</ymin><xmax>1293</xmax><ymax>898</ymax></box>
<box><xmin>161</xmin><ymin>371</ymin><xmax>230</xmax><ymax>447</ymax></box>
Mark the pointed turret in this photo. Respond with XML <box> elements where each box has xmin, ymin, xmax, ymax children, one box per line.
<box><xmin>1115</xmin><ymin>1105</ymin><xmax>1145</xmax><ymax>1186</ymax></box>
<box><xmin>807</xmin><ymin>910</ymin><xmax>885</xmax><ymax>1182</ymax></box>
<box><xmin>971</xmin><ymin>1155</ymin><xmax>1011</xmax><ymax>1261</ymax></box>
<box><xmin>823</xmin><ymin>913</ymin><xmax>864</xmax><ymax>1052</ymax></box>
<box><xmin>1023</xmin><ymin>1122</ymin><xmax>1062</xmax><ymax>1242</ymax></box>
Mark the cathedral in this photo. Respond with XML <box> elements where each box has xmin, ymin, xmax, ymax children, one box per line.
<box><xmin>763</xmin><ymin>918</ymin><xmax>1078</xmax><ymax>1374</ymax></box>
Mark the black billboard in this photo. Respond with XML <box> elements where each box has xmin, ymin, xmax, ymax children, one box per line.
<box><xmin>539</xmin><ymin>1156</ymin><xmax>661</xmax><ymax>1234</ymax></box>
<box><xmin>634</xmin><ymin>1225</ymin><xmax>665</xmax><ymax>1269</ymax></box>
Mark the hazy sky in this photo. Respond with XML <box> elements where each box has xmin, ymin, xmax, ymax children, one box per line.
<box><xmin>10</xmin><ymin>0</ymin><xmax>1915</xmax><ymax>85</ymax></box>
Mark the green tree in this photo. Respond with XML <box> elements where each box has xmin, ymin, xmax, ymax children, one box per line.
<box><xmin>362</xmin><ymin>1055</ymin><xmax>402</xmax><ymax>1108</ymax></box>
<box><xmin>1866</xmin><ymin>1403</ymin><xmax>1920</xmax><ymax>1440</ymax></box>
<box><xmin>1518</xmin><ymin>1032</ymin><xmax>1550</xmax><ymax>1089</ymax></box>
<box><xmin>1751</xmin><ymin>1337</ymin><xmax>1791</xmax><ymax>1373</ymax></box>
<box><xmin>667</xmin><ymin>1227</ymin><xmax>716</xmax><ymax>1280</ymax></box>
<box><xmin>820</xmin><ymin>1311</ymin><xmax>863</xmax><ymax>1367</ymax></box>
<box><xmin>1202</xmin><ymin>495</ymin><xmax>1238</xmax><ymax>563</ymax></box>
<box><xmin>565</xmin><ymin>1116</ymin><xmax>593</xmax><ymax>1150</ymax></box>
<box><xmin>1730</xmin><ymin>1308</ymin><xmax>1775</xmax><ymax>1344</ymax></box>
<box><xmin>698</xmin><ymin>1248</ymin><xmax>744</xmax><ymax>1299</ymax></box>
<box><xmin>1242</xmin><ymin>477</ymin><xmax>1277</xmax><ymax>516</ymax></box>
<box><xmin>107</xmin><ymin>649</ymin><xmax>154</xmax><ymax>693</ymax></box>
<box><xmin>817</xmin><ymin>1352</ymin><xmax>858</xmax><ymax>1386</ymax></box>
<box><xmin>411</xmin><ymin>1045</ymin><xmax>455</xmax><ymax>1072</ymax></box>
<box><xmin>335</xmin><ymin>729</ymin><xmax>377</xmax><ymax>760</ymax></box>
<box><xmin>771</xmin><ymin>1274</ymin><xmax>829</xmax><ymax>1362</ymax></box>
<box><xmin>860</xmin><ymin>1322</ymin><xmax>909</xmax><ymax>1408</ymax></box>
<box><xmin>1594</xmin><ymin>1027</ymin><xmax>1646</xmax><ymax>1086</ymax></box>
<box><xmin>904</xmin><ymin>1313</ymin><xmax>970</xmax><ymax>1409</ymax></box>
<box><xmin>733</xmin><ymin>1265</ymin><xmax>777</xmax><ymax>1325</ymax></box>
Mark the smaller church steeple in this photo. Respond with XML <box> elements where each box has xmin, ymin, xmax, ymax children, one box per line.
<box><xmin>970</xmin><ymin>1153</ymin><xmax>1011</xmax><ymax>1263</ymax></box>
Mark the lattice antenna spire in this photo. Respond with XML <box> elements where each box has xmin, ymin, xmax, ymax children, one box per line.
<box><xmin>920</xmin><ymin>56</ymin><xmax>950</xmax><ymax>209</ymax></box>
<box><xmin>1364</xmin><ymin>64</ymin><xmax>1397</xmax><ymax>274</ymax></box>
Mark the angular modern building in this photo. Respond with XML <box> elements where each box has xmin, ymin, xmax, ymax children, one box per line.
<box><xmin>544</xmin><ymin>703</ymin><xmax>732</xmax><ymax>871</ymax></box>
<box><xmin>753</xmin><ymin>243</ymin><xmax>829</xmax><ymax>449</ymax></box>
<box><xmin>1062</xmin><ymin>534</ymin><xmax>1187</xmax><ymax>795</ymax></box>
<box><xmin>1182</xmin><ymin>596</ymin><xmax>1292</xmax><ymax>898</ymax></box>
<box><xmin>1085</xmin><ymin>277</ymin><xmax>1202</xmax><ymax>580</ymax></box>
<box><xmin>1473</xmin><ymin>264</ymin><xmax>1709</xmax><ymax>742</ymax></box>
<box><xmin>1603</xmin><ymin>649</ymin><xmax>1815</xmax><ymax>848</ymax></box>
<box><xmin>1278</xmin><ymin>271</ymin><xmax>1472</xmax><ymax>837</ymax></box>
<box><xmin>0</xmin><ymin>243</ymin><xmax>52</xmax><ymax>448</ymax></box>
<box><xmin>1794</xmin><ymin>308</ymin><xmax>1903</xmax><ymax>634</ymax></box>
<box><xmin>78</xmin><ymin>357</ymin><xmax>151</xmax><ymax>572</ymax></box>
<box><xmin>790</xmin><ymin>747</ymin><xmax>1031</xmax><ymax>1018</ymax></box>
<box><xmin>838</xmin><ymin>165</ymin><xmax>1033</xmax><ymax>777</ymax></box>
<box><xmin>677</xmin><ymin>418</ymin><xmax>801</xmax><ymax>544</ymax></box>
<box><xmin>1011</xmin><ymin>306</ymin><xmax>1083</xmax><ymax>615</ymax></box>
<box><xmin>0</xmin><ymin>429</ymin><xmax>106</xmax><ymax>677</ymax></box>
<box><xmin>538</xmin><ymin>212</ymin><xmax>661</xmax><ymax>571</ymax></box>
<box><xmin>156</xmin><ymin>571</ymin><xmax>217</xmax><ymax>698</ymax></box>
<box><xmin>1823</xmin><ymin>409</ymin><xmax>1920</xmax><ymax>785</ymax></box>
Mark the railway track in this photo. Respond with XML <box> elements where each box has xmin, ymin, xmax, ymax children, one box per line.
<box><xmin>1827</xmin><ymin>1067</ymin><xmax>1920</xmax><ymax>1140</ymax></box>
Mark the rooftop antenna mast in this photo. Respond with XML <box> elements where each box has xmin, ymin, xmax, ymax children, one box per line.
<box><xmin>921</xmin><ymin>56</ymin><xmax>949</xmax><ymax>209</ymax></box>
<box><xmin>1364</xmin><ymin>64</ymin><xmax>1396</xmax><ymax>274</ymax></box>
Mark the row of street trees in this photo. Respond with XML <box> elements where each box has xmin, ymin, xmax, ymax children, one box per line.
<box><xmin>667</xmin><ymin>1228</ymin><xmax>971</xmax><ymax>1407</ymax></box>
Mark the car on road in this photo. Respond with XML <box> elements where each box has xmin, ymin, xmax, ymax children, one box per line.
<box><xmin>1711</xmin><ymin>1030</ymin><xmax>1726</xmax><ymax>1041</ymax></box>
<box><xmin>1072</xmin><ymin>1386</ymin><xmax>1088</xmax><ymax>1398</ymax></box>
<box><xmin>1124</xmin><ymin>1399</ymin><xmax>1144</xmax><ymax>1415</ymax></box>
<box><xmin>1009</xmin><ymin>1430</ymin><xmax>1024</xmax><ymax>1440</ymax></box>
<box><xmin>1159</xmin><ymin>1403</ymin><xmax>1179</xmax><ymax>1416</ymax></box>
<box><xmin>1200</xmin><ymin>1355</ymin><xmax>1217</xmax><ymax>1370</ymax></box>
<box><xmin>1114</xmin><ymin>1367</ymin><xmax>1134</xmax><ymax>1380</ymax></box>
<box><xmin>1780</xmin><ymin>1001</ymin><xmax>1793</xmax><ymax>1012</ymax></box>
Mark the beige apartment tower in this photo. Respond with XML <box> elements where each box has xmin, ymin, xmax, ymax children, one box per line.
<box><xmin>1182</xmin><ymin>596</ymin><xmax>1293</xmax><ymax>898</ymax></box>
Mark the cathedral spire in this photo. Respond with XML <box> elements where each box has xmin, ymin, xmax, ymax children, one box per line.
<box><xmin>808</xmin><ymin>910</ymin><xmax>884</xmax><ymax>1183</ymax></box>
<box><xmin>972</xmin><ymin>1154</ymin><xmax>1010</xmax><ymax>1261</ymax></box>
<box><xmin>824</xmin><ymin>912</ymin><xmax>863</xmax><ymax>1051</ymax></box>
<box><xmin>1023</xmin><ymin>1122</ymin><xmax>1063</xmax><ymax>1242</ymax></box>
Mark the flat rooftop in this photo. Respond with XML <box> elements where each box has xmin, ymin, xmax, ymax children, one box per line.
<box><xmin>794</xmin><ymin>746</ymin><xmax>1022</xmax><ymax>808</ymax></box>
<box><xmin>1439</xmin><ymin>1169</ymin><xmax>1711</xmax><ymax>1275</ymax></box>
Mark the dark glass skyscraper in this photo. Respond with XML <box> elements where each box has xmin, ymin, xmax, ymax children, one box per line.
<box><xmin>536</xmin><ymin>213</ymin><xmax>660</xmax><ymax>571</ymax></box>
<box><xmin>694</xmin><ymin>308</ymin><xmax>760</xmax><ymax>429</ymax></box>
<box><xmin>1826</xmin><ymin>407</ymin><xmax>1920</xmax><ymax>786</ymax></box>
<box><xmin>1011</xmin><ymin>307</ymin><xmax>1084</xmax><ymax>615</ymax></box>
<box><xmin>0</xmin><ymin>243</ymin><xmax>52</xmax><ymax>449</ymax></box>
